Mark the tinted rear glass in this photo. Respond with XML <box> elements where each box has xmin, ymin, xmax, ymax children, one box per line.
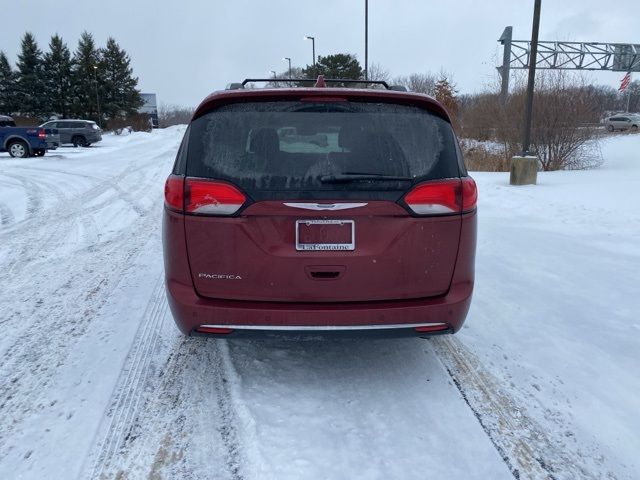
<box><xmin>187</xmin><ymin>101</ymin><xmax>459</xmax><ymax>200</ymax></box>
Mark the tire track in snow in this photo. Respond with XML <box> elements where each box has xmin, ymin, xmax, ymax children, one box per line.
<box><xmin>87</xmin><ymin>275</ymin><xmax>168</xmax><ymax>480</ymax></box>
<box><xmin>0</xmin><ymin>202</ymin><xmax>15</xmax><ymax>227</ymax></box>
<box><xmin>0</xmin><ymin>171</ymin><xmax>80</xmax><ymax>273</ymax></box>
<box><xmin>0</xmin><ymin>137</ymin><xmax>182</xmax><ymax>456</ymax></box>
<box><xmin>212</xmin><ymin>341</ymin><xmax>249</xmax><ymax>480</ymax></box>
<box><xmin>0</xmin><ymin>207</ymin><xmax>163</xmax><ymax>450</ymax></box>
<box><xmin>432</xmin><ymin>336</ymin><xmax>611</xmax><ymax>480</ymax></box>
<box><xmin>86</xmin><ymin>335</ymin><xmax>251</xmax><ymax>480</ymax></box>
<box><xmin>0</xmin><ymin>142</ymin><xmax>175</xmax><ymax>275</ymax></box>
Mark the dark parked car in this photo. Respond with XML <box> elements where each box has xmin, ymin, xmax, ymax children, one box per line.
<box><xmin>163</xmin><ymin>77</ymin><xmax>477</xmax><ymax>338</ymax></box>
<box><xmin>0</xmin><ymin>115</ymin><xmax>60</xmax><ymax>158</ymax></box>
<box><xmin>40</xmin><ymin>119</ymin><xmax>102</xmax><ymax>146</ymax></box>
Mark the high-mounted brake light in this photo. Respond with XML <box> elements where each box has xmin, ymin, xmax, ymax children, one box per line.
<box><xmin>404</xmin><ymin>177</ymin><xmax>477</xmax><ymax>215</ymax></box>
<box><xmin>185</xmin><ymin>178</ymin><xmax>246</xmax><ymax>215</ymax></box>
<box><xmin>164</xmin><ymin>174</ymin><xmax>184</xmax><ymax>212</ymax></box>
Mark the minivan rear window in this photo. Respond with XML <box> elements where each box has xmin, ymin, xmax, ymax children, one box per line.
<box><xmin>187</xmin><ymin>101</ymin><xmax>460</xmax><ymax>200</ymax></box>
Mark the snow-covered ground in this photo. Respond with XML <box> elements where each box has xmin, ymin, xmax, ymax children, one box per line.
<box><xmin>0</xmin><ymin>130</ymin><xmax>638</xmax><ymax>480</ymax></box>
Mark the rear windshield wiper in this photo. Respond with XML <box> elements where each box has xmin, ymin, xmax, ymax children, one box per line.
<box><xmin>320</xmin><ymin>172</ymin><xmax>414</xmax><ymax>183</ymax></box>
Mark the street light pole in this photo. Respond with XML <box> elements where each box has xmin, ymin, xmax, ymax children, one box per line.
<box><xmin>283</xmin><ymin>57</ymin><xmax>292</xmax><ymax>85</ymax></box>
<box><xmin>304</xmin><ymin>36</ymin><xmax>316</xmax><ymax>69</ymax></box>
<box><xmin>93</xmin><ymin>65</ymin><xmax>101</xmax><ymax>128</ymax></box>
<box><xmin>364</xmin><ymin>0</ymin><xmax>368</xmax><ymax>80</ymax></box>
<box><xmin>270</xmin><ymin>70</ymin><xmax>276</xmax><ymax>78</ymax></box>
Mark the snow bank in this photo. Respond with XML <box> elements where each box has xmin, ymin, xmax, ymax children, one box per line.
<box><xmin>463</xmin><ymin>133</ymin><xmax>640</xmax><ymax>478</ymax></box>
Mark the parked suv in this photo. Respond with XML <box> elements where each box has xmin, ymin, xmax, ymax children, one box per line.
<box><xmin>40</xmin><ymin>119</ymin><xmax>102</xmax><ymax>146</ymax></box>
<box><xmin>605</xmin><ymin>115</ymin><xmax>639</xmax><ymax>132</ymax></box>
<box><xmin>163</xmin><ymin>77</ymin><xmax>477</xmax><ymax>338</ymax></box>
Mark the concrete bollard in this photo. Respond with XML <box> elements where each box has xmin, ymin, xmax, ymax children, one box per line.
<box><xmin>510</xmin><ymin>156</ymin><xmax>538</xmax><ymax>185</ymax></box>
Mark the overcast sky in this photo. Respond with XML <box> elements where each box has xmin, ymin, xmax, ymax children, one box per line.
<box><xmin>1</xmin><ymin>0</ymin><xmax>637</xmax><ymax>107</ymax></box>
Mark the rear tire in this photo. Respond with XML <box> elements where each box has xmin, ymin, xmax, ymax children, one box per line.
<box><xmin>632</xmin><ymin>125</ymin><xmax>638</xmax><ymax>132</ymax></box>
<box><xmin>607</xmin><ymin>125</ymin><xmax>614</xmax><ymax>132</ymax></box>
<box><xmin>8</xmin><ymin>140</ymin><xmax>30</xmax><ymax>158</ymax></box>
<box><xmin>72</xmin><ymin>135</ymin><xmax>88</xmax><ymax>147</ymax></box>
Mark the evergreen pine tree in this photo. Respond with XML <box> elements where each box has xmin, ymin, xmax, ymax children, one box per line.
<box><xmin>0</xmin><ymin>51</ymin><xmax>16</xmax><ymax>115</ymax></box>
<box><xmin>71</xmin><ymin>31</ymin><xmax>101</xmax><ymax>120</ymax></box>
<box><xmin>43</xmin><ymin>34</ymin><xmax>73</xmax><ymax>118</ymax></box>
<box><xmin>98</xmin><ymin>37</ymin><xmax>143</xmax><ymax>119</ymax></box>
<box><xmin>300</xmin><ymin>54</ymin><xmax>363</xmax><ymax>86</ymax></box>
<box><xmin>15</xmin><ymin>32</ymin><xmax>46</xmax><ymax>117</ymax></box>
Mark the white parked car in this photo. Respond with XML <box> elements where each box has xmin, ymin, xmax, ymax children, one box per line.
<box><xmin>605</xmin><ymin>115</ymin><xmax>639</xmax><ymax>132</ymax></box>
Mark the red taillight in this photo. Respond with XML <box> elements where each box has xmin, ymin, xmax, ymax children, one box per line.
<box><xmin>404</xmin><ymin>177</ymin><xmax>477</xmax><ymax>215</ymax></box>
<box><xmin>164</xmin><ymin>174</ymin><xmax>184</xmax><ymax>212</ymax></box>
<box><xmin>414</xmin><ymin>323</ymin><xmax>449</xmax><ymax>333</ymax></box>
<box><xmin>404</xmin><ymin>179</ymin><xmax>461</xmax><ymax>215</ymax></box>
<box><xmin>461</xmin><ymin>176</ymin><xmax>477</xmax><ymax>212</ymax></box>
<box><xmin>195</xmin><ymin>326</ymin><xmax>233</xmax><ymax>334</ymax></box>
<box><xmin>185</xmin><ymin>178</ymin><xmax>246</xmax><ymax>215</ymax></box>
<box><xmin>38</xmin><ymin>128</ymin><xmax>46</xmax><ymax>139</ymax></box>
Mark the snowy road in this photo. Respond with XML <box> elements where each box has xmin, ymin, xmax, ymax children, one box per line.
<box><xmin>0</xmin><ymin>129</ymin><xmax>638</xmax><ymax>479</ymax></box>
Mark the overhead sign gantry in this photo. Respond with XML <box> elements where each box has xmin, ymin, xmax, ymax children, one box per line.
<box><xmin>498</xmin><ymin>26</ymin><xmax>640</xmax><ymax>102</ymax></box>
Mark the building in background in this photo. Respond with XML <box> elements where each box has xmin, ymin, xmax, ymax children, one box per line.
<box><xmin>139</xmin><ymin>93</ymin><xmax>158</xmax><ymax>128</ymax></box>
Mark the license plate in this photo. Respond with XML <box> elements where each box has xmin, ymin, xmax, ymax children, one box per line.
<box><xmin>295</xmin><ymin>219</ymin><xmax>355</xmax><ymax>251</ymax></box>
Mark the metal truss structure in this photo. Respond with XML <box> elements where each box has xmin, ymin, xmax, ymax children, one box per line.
<box><xmin>498</xmin><ymin>26</ymin><xmax>640</xmax><ymax>102</ymax></box>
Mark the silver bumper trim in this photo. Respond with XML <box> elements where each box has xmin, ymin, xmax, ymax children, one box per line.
<box><xmin>197</xmin><ymin>322</ymin><xmax>447</xmax><ymax>331</ymax></box>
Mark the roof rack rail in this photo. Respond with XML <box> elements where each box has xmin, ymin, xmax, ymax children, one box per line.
<box><xmin>238</xmin><ymin>77</ymin><xmax>396</xmax><ymax>89</ymax></box>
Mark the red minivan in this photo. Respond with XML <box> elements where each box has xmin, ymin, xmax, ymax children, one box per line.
<box><xmin>163</xmin><ymin>77</ymin><xmax>477</xmax><ymax>337</ymax></box>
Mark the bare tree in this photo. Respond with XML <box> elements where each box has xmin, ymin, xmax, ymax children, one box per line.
<box><xmin>267</xmin><ymin>67</ymin><xmax>304</xmax><ymax>87</ymax></box>
<box><xmin>393</xmin><ymin>73</ymin><xmax>436</xmax><ymax>95</ymax></box>
<box><xmin>459</xmin><ymin>70</ymin><xmax>603</xmax><ymax>171</ymax></box>
<box><xmin>527</xmin><ymin>71</ymin><xmax>602</xmax><ymax>170</ymax></box>
<box><xmin>366</xmin><ymin>63</ymin><xmax>391</xmax><ymax>84</ymax></box>
<box><xmin>158</xmin><ymin>104</ymin><xmax>194</xmax><ymax>127</ymax></box>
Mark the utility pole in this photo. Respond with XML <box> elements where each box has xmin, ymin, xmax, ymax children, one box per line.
<box><xmin>510</xmin><ymin>0</ymin><xmax>541</xmax><ymax>186</ymax></box>
<box><xmin>364</xmin><ymin>0</ymin><xmax>368</xmax><ymax>80</ymax></box>
<box><xmin>93</xmin><ymin>65</ymin><xmax>101</xmax><ymax>128</ymax></box>
<box><xmin>522</xmin><ymin>0</ymin><xmax>542</xmax><ymax>156</ymax></box>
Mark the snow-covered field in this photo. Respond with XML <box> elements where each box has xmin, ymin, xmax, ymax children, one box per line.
<box><xmin>0</xmin><ymin>129</ymin><xmax>638</xmax><ymax>480</ymax></box>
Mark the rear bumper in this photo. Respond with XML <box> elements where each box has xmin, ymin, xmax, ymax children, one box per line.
<box><xmin>191</xmin><ymin>325</ymin><xmax>454</xmax><ymax>339</ymax></box>
<box><xmin>163</xmin><ymin>209</ymin><xmax>477</xmax><ymax>337</ymax></box>
<box><xmin>166</xmin><ymin>279</ymin><xmax>472</xmax><ymax>336</ymax></box>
